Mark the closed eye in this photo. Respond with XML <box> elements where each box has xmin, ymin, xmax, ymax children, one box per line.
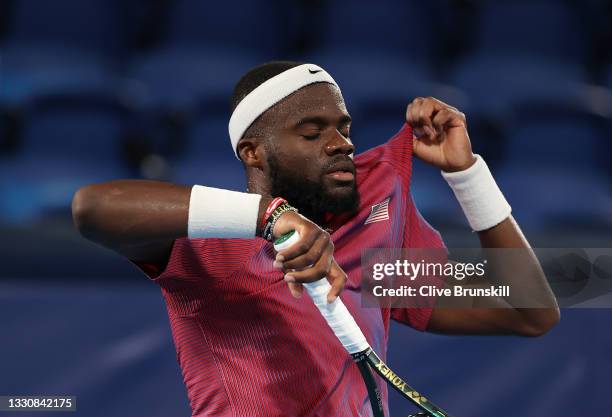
<box><xmin>302</xmin><ymin>133</ymin><xmax>320</xmax><ymax>140</ymax></box>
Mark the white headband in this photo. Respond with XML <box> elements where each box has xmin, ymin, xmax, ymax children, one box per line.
<box><xmin>228</xmin><ymin>63</ymin><xmax>339</xmax><ymax>159</ymax></box>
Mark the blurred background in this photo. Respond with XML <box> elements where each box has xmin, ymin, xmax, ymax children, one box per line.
<box><xmin>0</xmin><ymin>0</ymin><xmax>611</xmax><ymax>416</ymax></box>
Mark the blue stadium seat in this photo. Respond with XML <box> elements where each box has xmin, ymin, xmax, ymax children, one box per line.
<box><xmin>164</xmin><ymin>0</ymin><xmax>287</xmax><ymax>56</ymax></box>
<box><xmin>474</xmin><ymin>1</ymin><xmax>586</xmax><ymax>61</ymax></box>
<box><xmin>312</xmin><ymin>0</ymin><xmax>442</xmax><ymax>115</ymax></box>
<box><xmin>0</xmin><ymin>105</ymin><xmax>20</xmax><ymax>155</ymax></box>
<box><xmin>0</xmin><ymin>0</ymin><xmax>126</xmax><ymax>107</ymax></box>
<box><xmin>170</xmin><ymin>115</ymin><xmax>246</xmax><ymax>190</ymax></box>
<box><xmin>495</xmin><ymin>111</ymin><xmax>612</xmax><ymax>230</ymax></box>
<box><xmin>450</xmin><ymin>54</ymin><xmax>589</xmax><ymax>120</ymax></box>
<box><xmin>5</xmin><ymin>0</ymin><xmax>127</xmax><ymax>56</ymax></box>
<box><xmin>604</xmin><ymin>62</ymin><xmax>612</xmax><ymax>92</ymax></box>
<box><xmin>312</xmin><ymin>1</ymin><xmax>439</xmax><ymax>116</ymax></box>
<box><xmin>0</xmin><ymin>91</ymin><xmax>137</xmax><ymax>223</ymax></box>
<box><xmin>410</xmin><ymin>157</ymin><xmax>467</xmax><ymax>230</ymax></box>
<box><xmin>127</xmin><ymin>47</ymin><xmax>261</xmax><ymax>112</ymax></box>
<box><xmin>449</xmin><ymin>0</ymin><xmax>590</xmax><ymax>120</ymax></box>
<box><xmin>320</xmin><ymin>0</ymin><xmax>435</xmax><ymax>61</ymax></box>
<box><xmin>127</xmin><ymin>47</ymin><xmax>261</xmax><ymax>163</ymax></box>
<box><xmin>0</xmin><ymin>47</ymin><xmax>119</xmax><ymax>111</ymax></box>
<box><xmin>310</xmin><ymin>50</ymin><xmax>443</xmax><ymax>121</ymax></box>
<box><xmin>127</xmin><ymin>0</ymin><xmax>292</xmax><ymax>114</ymax></box>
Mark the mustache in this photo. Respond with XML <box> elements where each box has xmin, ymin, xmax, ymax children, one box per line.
<box><xmin>322</xmin><ymin>156</ymin><xmax>356</xmax><ymax>175</ymax></box>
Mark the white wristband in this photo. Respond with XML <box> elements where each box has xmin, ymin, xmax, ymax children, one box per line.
<box><xmin>441</xmin><ymin>155</ymin><xmax>511</xmax><ymax>231</ymax></box>
<box><xmin>187</xmin><ymin>185</ymin><xmax>262</xmax><ymax>238</ymax></box>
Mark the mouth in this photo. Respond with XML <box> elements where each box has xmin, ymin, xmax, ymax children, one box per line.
<box><xmin>325</xmin><ymin>161</ymin><xmax>356</xmax><ymax>182</ymax></box>
<box><xmin>326</xmin><ymin>171</ymin><xmax>354</xmax><ymax>181</ymax></box>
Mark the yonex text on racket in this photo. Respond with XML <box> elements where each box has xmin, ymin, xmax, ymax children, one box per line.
<box><xmin>274</xmin><ymin>230</ymin><xmax>452</xmax><ymax>417</ymax></box>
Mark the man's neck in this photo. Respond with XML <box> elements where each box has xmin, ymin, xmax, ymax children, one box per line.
<box><xmin>247</xmin><ymin>179</ymin><xmax>328</xmax><ymax>227</ymax></box>
<box><xmin>246</xmin><ymin>171</ymin><xmax>271</xmax><ymax>197</ymax></box>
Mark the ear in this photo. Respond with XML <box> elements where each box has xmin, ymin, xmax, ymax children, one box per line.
<box><xmin>237</xmin><ymin>137</ymin><xmax>265</xmax><ymax>168</ymax></box>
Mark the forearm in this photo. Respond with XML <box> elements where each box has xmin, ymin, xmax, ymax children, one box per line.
<box><xmin>438</xmin><ymin>156</ymin><xmax>559</xmax><ymax>335</ymax></box>
<box><xmin>429</xmin><ymin>213</ymin><xmax>559</xmax><ymax>337</ymax></box>
<box><xmin>477</xmin><ymin>216</ymin><xmax>528</xmax><ymax>249</ymax></box>
<box><xmin>72</xmin><ymin>180</ymin><xmax>191</xmax><ymax>245</ymax></box>
<box><xmin>408</xmin><ymin>97</ymin><xmax>560</xmax><ymax>335</ymax></box>
<box><xmin>71</xmin><ymin>180</ymin><xmax>343</xmax><ymax>298</ymax></box>
<box><xmin>477</xmin><ymin>216</ymin><xmax>560</xmax><ymax>331</ymax></box>
<box><xmin>72</xmin><ymin>180</ymin><xmax>272</xmax><ymax>254</ymax></box>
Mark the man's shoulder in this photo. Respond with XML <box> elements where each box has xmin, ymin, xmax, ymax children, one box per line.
<box><xmin>354</xmin><ymin>123</ymin><xmax>413</xmax><ymax>171</ymax></box>
<box><xmin>134</xmin><ymin>237</ymin><xmax>268</xmax><ymax>282</ymax></box>
<box><xmin>353</xmin><ymin>123</ymin><xmax>414</xmax><ymax>196</ymax></box>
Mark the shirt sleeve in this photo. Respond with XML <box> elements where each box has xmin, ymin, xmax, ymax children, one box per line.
<box><xmin>129</xmin><ymin>238</ymin><xmax>185</xmax><ymax>282</ymax></box>
<box><xmin>391</xmin><ymin>193</ymin><xmax>448</xmax><ymax>331</ymax></box>
<box><xmin>380</xmin><ymin>123</ymin><xmax>448</xmax><ymax>331</ymax></box>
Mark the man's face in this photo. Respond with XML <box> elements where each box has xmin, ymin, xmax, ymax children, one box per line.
<box><xmin>259</xmin><ymin>83</ymin><xmax>359</xmax><ymax>221</ymax></box>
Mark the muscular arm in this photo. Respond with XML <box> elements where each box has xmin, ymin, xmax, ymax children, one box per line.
<box><xmin>72</xmin><ymin>180</ymin><xmax>193</xmax><ymax>265</ymax></box>
<box><xmin>427</xmin><ymin>216</ymin><xmax>560</xmax><ymax>336</ymax></box>
<box><xmin>407</xmin><ymin>96</ymin><xmax>560</xmax><ymax>337</ymax></box>
<box><xmin>72</xmin><ymin>180</ymin><xmax>275</xmax><ymax>264</ymax></box>
<box><xmin>71</xmin><ymin>180</ymin><xmax>347</xmax><ymax>300</ymax></box>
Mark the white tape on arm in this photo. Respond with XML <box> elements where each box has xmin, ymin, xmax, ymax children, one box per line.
<box><xmin>274</xmin><ymin>231</ymin><xmax>370</xmax><ymax>354</ymax></box>
<box><xmin>441</xmin><ymin>154</ymin><xmax>512</xmax><ymax>232</ymax></box>
<box><xmin>188</xmin><ymin>185</ymin><xmax>261</xmax><ymax>238</ymax></box>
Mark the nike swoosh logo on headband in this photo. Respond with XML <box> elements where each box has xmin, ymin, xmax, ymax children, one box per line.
<box><xmin>308</xmin><ymin>68</ymin><xmax>323</xmax><ymax>74</ymax></box>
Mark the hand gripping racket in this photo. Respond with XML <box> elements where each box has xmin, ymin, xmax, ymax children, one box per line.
<box><xmin>274</xmin><ymin>231</ymin><xmax>452</xmax><ymax>417</ymax></box>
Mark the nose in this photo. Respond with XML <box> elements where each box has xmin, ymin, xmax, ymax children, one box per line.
<box><xmin>324</xmin><ymin>130</ymin><xmax>355</xmax><ymax>156</ymax></box>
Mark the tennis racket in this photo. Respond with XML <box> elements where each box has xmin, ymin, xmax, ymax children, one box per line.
<box><xmin>274</xmin><ymin>230</ymin><xmax>451</xmax><ymax>417</ymax></box>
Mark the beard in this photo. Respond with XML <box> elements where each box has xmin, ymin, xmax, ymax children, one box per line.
<box><xmin>267</xmin><ymin>154</ymin><xmax>360</xmax><ymax>225</ymax></box>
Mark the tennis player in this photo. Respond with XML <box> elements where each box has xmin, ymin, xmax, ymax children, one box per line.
<box><xmin>72</xmin><ymin>61</ymin><xmax>559</xmax><ymax>416</ymax></box>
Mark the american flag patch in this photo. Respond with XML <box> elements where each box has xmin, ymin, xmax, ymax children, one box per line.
<box><xmin>364</xmin><ymin>198</ymin><xmax>390</xmax><ymax>225</ymax></box>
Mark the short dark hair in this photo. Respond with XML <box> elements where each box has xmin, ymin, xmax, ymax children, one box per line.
<box><xmin>230</xmin><ymin>60</ymin><xmax>306</xmax><ymax>112</ymax></box>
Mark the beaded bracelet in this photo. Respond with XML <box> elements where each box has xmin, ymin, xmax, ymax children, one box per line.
<box><xmin>262</xmin><ymin>202</ymin><xmax>298</xmax><ymax>241</ymax></box>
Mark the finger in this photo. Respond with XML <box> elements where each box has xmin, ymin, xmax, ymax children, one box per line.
<box><xmin>287</xmin><ymin>282</ymin><xmax>303</xmax><ymax>299</ymax></box>
<box><xmin>431</xmin><ymin>109</ymin><xmax>453</xmax><ymax>133</ymax></box>
<box><xmin>281</xmin><ymin>232</ymin><xmax>331</xmax><ymax>271</ymax></box>
<box><xmin>412</xmin><ymin>124</ymin><xmax>427</xmax><ymax>139</ymax></box>
<box><xmin>407</xmin><ymin>98</ymin><xmax>436</xmax><ymax>139</ymax></box>
<box><xmin>275</xmin><ymin>227</ymin><xmax>321</xmax><ymax>262</ymax></box>
<box><xmin>284</xmin><ymin>243</ymin><xmax>334</xmax><ymax>284</ymax></box>
<box><xmin>428</xmin><ymin>96</ymin><xmax>460</xmax><ymax>113</ymax></box>
<box><xmin>416</xmin><ymin>99</ymin><xmax>437</xmax><ymax>133</ymax></box>
<box><xmin>406</xmin><ymin>97</ymin><xmax>423</xmax><ymax>127</ymax></box>
<box><xmin>326</xmin><ymin>260</ymin><xmax>348</xmax><ymax>303</ymax></box>
<box><xmin>431</xmin><ymin>108</ymin><xmax>466</xmax><ymax>133</ymax></box>
<box><xmin>407</xmin><ymin>100</ymin><xmax>427</xmax><ymax>139</ymax></box>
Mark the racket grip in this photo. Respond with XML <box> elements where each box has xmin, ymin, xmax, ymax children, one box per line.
<box><xmin>274</xmin><ymin>231</ymin><xmax>370</xmax><ymax>354</ymax></box>
<box><xmin>303</xmin><ymin>280</ymin><xmax>370</xmax><ymax>354</ymax></box>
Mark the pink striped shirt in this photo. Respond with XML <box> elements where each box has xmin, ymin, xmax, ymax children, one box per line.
<box><xmin>134</xmin><ymin>123</ymin><xmax>445</xmax><ymax>416</ymax></box>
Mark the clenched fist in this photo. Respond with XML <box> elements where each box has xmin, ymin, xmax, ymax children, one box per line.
<box><xmin>406</xmin><ymin>97</ymin><xmax>477</xmax><ymax>173</ymax></box>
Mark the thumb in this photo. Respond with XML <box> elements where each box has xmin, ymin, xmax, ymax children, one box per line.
<box><xmin>287</xmin><ymin>282</ymin><xmax>303</xmax><ymax>299</ymax></box>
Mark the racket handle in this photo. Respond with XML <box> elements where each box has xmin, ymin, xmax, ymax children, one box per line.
<box><xmin>274</xmin><ymin>231</ymin><xmax>370</xmax><ymax>354</ymax></box>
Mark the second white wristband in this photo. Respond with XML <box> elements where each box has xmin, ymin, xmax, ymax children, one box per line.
<box><xmin>441</xmin><ymin>155</ymin><xmax>511</xmax><ymax>232</ymax></box>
